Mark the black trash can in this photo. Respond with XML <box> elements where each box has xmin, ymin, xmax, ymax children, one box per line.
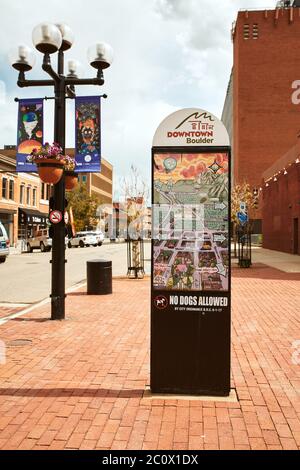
<box><xmin>87</xmin><ymin>259</ymin><xmax>112</xmax><ymax>295</ymax></box>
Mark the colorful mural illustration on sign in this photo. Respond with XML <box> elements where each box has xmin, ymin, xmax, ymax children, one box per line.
<box><xmin>153</xmin><ymin>153</ymin><xmax>229</xmax><ymax>292</ymax></box>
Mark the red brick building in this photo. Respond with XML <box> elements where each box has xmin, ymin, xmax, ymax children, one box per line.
<box><xmin>262</xmin><ymin>142</ymin><xmax>300</xmax><ymax>254</ymax></box>
<box><xmin>222</xmin><ymin>3</ymin><xmax>300</xmax><ymax>231</ymax></box>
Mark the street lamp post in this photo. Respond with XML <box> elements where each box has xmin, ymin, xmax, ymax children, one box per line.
<box><xmin>10</xmin><ymin>23</ymin><xmax>113</xmax><ymax>320</ymax></box>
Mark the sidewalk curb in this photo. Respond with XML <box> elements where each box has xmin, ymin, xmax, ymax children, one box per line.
<box><xmin>0</xmin><ymin>281</ymin><xmax>86</xmax><ymax>325</ymax></box>
<box><xmin>0</xmin><ymin>276</ymin><xmax>150</xmax><ymax>325</ymax></box>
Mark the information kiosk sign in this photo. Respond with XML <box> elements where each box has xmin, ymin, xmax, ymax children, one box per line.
<box><xmin>151</xmin><ymin>108</ymin><xmax>231</xmax><ymax>396</ymax></box>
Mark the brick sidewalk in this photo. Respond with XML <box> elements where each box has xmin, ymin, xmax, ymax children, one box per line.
<box><xmin>0</xmin><ymin>267</ymin><xmax>299</xmax><ymax>450</ymax></box>
<box><xmin>0</xmin><ymin>306</ymin><xmax>27</xmax><ymax>320</ymax></box>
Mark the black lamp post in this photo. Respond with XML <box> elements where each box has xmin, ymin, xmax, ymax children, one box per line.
<box><xmin>10</xmin><ymin>22</ymin><xmax>113</xmax><ymax>320</ymax></box>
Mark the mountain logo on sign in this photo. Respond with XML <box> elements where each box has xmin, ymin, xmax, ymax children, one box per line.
<box><xmin>175</xmin><ymin>112</ymin><xmax>215</xmax><ymax>130</ymax></box>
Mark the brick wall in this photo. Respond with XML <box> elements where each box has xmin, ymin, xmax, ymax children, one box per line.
<box><xmin>262</xmin><ymin>162</ymin><xmax>300</xmax><ymax>254</ymax></box>
<box><xmin>233</xmin><ymin>8</ymin><xmax>300</xmax><ymax>196</ymax></box>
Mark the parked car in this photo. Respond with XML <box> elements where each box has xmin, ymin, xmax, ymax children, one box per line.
<box><xmin>68</xmin><ymin>231</ymin><xmax>98</xmax><ymax>248</ymax></box>
<box><xmin>26</xmin><ymin>229</ymin><xmax>51</xmax><ymax>253</ymax></box>
<box><xmin>46</xmin><ymin>236</ymin><xmax>69</xmax><ymax>250</ymax></box>
<box><xmin>0</xmin><ymin>221</ymin><xmax>10</xmax><ymax>263</ymax></box>
<box><xmin>90</xmin><ymin>230</ymin><xmax>104</xmax><ymax>246</ymax></box>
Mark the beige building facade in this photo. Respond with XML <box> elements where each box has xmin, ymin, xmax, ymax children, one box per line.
<box><xmin>0</xmin><ymin>148</ymin><xmax>50</xmax><ymax>246</ymax></box>
<box><xmin>0</xmin><ymin>146</ymin><xmax>113</xmax><ymax>246</ymax></box>
<box><xmin>67</xmin><ymin>149</ymin><xmax>113</xmax><ymax>204</ymax></box>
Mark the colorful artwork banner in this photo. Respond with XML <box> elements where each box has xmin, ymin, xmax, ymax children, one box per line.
<box><xmin>75</xmin><ymin>96</ymin><xmax>101</xmax><ymax>173</ymax></box>
<box><xmin>16</xmin><ymin>98</ymin><xmax>44</xmax><ymax>172</ymax></box>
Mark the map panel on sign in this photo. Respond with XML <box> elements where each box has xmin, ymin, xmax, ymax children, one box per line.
<box><xmin>153</xmin><ymin>153</ymin><xmax>229</xmax><ymax>292</ymax></box>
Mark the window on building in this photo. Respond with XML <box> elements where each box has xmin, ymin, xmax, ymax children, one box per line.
<box><xmin>41</xmin><ymin>182</ymin><xmax>45</xmax><ymax>200</ymax></box>
<box><xmin>26</xmin><ymin>187</ymin><xmax>31</xmax><ymax>205</ymax></box>
<box><xmin>9</xmin><ymin>180</ymin><xmax>14</xmax><ymax>200</ymax></box>
<box><xmin>33</xmin><ymin>188</ymin><xmax>37</xmax><ymax>206</ymax></box>
<box><xmin>2</xmin><ymin>177</ymin><xmax>7</xmax><ymax>199</ymax></box>
<box><xmin>243</xmin><ymin>24</ymin><xmax>250</xmax><ymax>40</ymax></box>
<box><xmin>82</xmin><ymin>175</ymin><xmax>87</xmax><ymax>183</ymax></box>
<box><xmin>253</xmin><ymin>24</ymin><xmax>259</xmax><ymax>39</ymax></box>
<box><xmin>20</xmin><ymin>185</ymin><xmax>25</xmax><ymax>204</ymax></box>
<box><xmin>46</xmin><ymin>184</ymin><xmax>50</xmax><ymax>200</ymax></box>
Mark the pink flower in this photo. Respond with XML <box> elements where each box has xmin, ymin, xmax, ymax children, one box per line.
<box><xmin>176</xmin><ymin>264</ymin><xmax>187</xmax><ymax>273</ymax></box>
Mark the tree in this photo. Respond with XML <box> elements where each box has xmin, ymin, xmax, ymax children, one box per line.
<box><xmin>231</xmin><ymin>182</ymin><xmax>257</xmax><ymax>258</ymax></box>
<box><xmin>66</xmin><ymin>183</ymin><xmax>100</xmax><ymax>232</ymax></box>
<box><xmin>121</xmin><ymin>165</ymin><xmax>150</xmax><ymax>239</ymax></box>
<box><xmin>120</xmin><ymin>165</ymin><xmax>150</xmax><ymax>277</ymax></box>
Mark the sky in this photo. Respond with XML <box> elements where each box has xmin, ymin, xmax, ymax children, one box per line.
<box><xmin>0</xmin><ymin>0</ymin><xmax>275</xmax><ymax>198</ymax></box>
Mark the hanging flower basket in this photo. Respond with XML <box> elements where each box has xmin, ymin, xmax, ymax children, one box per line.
<box><xmin>37</xmin><ymin>159</ymin><xmax>65</xmax><ymax>184</ymax></box>
<box><xmin>64</xmin><ymin>155</ymin><xmax>77</xmax><ymax>191</ymax></box>
<box><xmin>65</xmin><ymin>170</ymin><xmax>78</xmax><ymax>190</ymax></box>
<box><xmin>27</xmin><ymin>142</ymin><xmax>67</xmax><ymax>185</ymax></box>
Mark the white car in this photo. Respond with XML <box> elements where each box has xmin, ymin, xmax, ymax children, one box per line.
<box><xmin>68</xmin><ymin>231</ymin><xmax>98</xmax><ymax>248</ymax></box>
<box><xmin>47</xmin><ymin>236</ymin><xmax>69</xmax><ymax>250</ymax></box>
<box><xmin>90</xmin><ymin>230</ymin><xmax>104</xmax><ymax>246</ymax></box>
<box><xmin>0</xmin><ymin>221</ymin><xmax>10</xmax><ymax>263</ymax></box>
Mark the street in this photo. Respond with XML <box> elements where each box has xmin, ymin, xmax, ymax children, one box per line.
<box><xmin>0</xmin><ymin>241</ymin><xmax>151</xmax><ymax>304</ymax></box>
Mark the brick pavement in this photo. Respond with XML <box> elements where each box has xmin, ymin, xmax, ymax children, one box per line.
<box><xmin>0</xmin><ymin>306</ymin><xmax>27</xmax><ymax>320</ymax></box>
<box><xmin>0</xmin><ymin>266</ymin><xmax>299</xmax><ymax>450</ymax></box>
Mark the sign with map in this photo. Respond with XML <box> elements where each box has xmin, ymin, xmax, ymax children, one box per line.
<box><xmin>151</xmin><ymin>107</ymin><xmax>231</xmax><ymax>397</ymax></box>
<box><xmin>153</xmin><ymin>152</ymin><xmax>229</xmax><ymax>292</ymax></box>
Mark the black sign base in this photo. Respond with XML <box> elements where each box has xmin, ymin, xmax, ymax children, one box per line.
<box><xmin>151</xmin><ymin>292</ymin><xmax>230</xmax><ymax>397</ymax></box>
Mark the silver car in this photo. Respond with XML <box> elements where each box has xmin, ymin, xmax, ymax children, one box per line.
<box><xmin>26</xmin><ymin>229</ymin><xmax>51</xmax><ymax>252</ymax></box>
<box><xmin>0</xmin><ymin>221</ymin><xmax>9</xmax><ymax>263</ymax></box>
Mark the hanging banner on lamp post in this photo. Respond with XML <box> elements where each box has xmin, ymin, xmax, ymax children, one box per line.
<box><xmin>16</xmin><ymin>98</ymin><xmax>44</xmax><ymax>172</ymax></box>
<box><xmin>75</xmin><ymin>96</ymin><xmax>101</xmax><ymax>173</ymax></box>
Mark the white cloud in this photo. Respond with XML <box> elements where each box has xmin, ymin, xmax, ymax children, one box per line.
<box><xmin>0</xmin><ymin>0</ymin><xmax>276</xmax><ymax>182</ymax></box>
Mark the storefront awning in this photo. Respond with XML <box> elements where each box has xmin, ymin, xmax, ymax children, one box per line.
<box><xmin>0</xmin><ymin>208</ymin><xmax>17</xmax><ymax>215</ymax></box>
<box><xmin>19</xmin><ymin>208</ymin><xmax>48</xmax><ymax>226</ymax></box>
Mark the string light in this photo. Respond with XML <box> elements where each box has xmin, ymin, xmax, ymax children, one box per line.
<box><xmin>265</xmin><ymin>155</ymin><xmax>298</xmax><ymax>184</ymax></box>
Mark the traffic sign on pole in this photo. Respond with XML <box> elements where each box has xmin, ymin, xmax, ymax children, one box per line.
<box><xmin>49</xmin><ymin>210</ymin><xmax>63</xmax><ymax>225</ymax></box>
<box><xmin>237</xmin><ymin>211</ymin><xmax>248</xmax><ymax>226</ymax></box>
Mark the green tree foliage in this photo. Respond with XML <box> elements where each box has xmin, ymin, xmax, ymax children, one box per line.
<box><xmin>66</xmin><ymin>183</ymin><xmax>100</xmax><ymax>232</ymax></box>
<box><xmin>231</xmin><ymin>182</ymin><xmax>256</xmax><ymax>223</ymax></box>
<box><xmin>231</xmin><ymin>182</ymin><xmax>256</xmax><ymax>258</ymax></box>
